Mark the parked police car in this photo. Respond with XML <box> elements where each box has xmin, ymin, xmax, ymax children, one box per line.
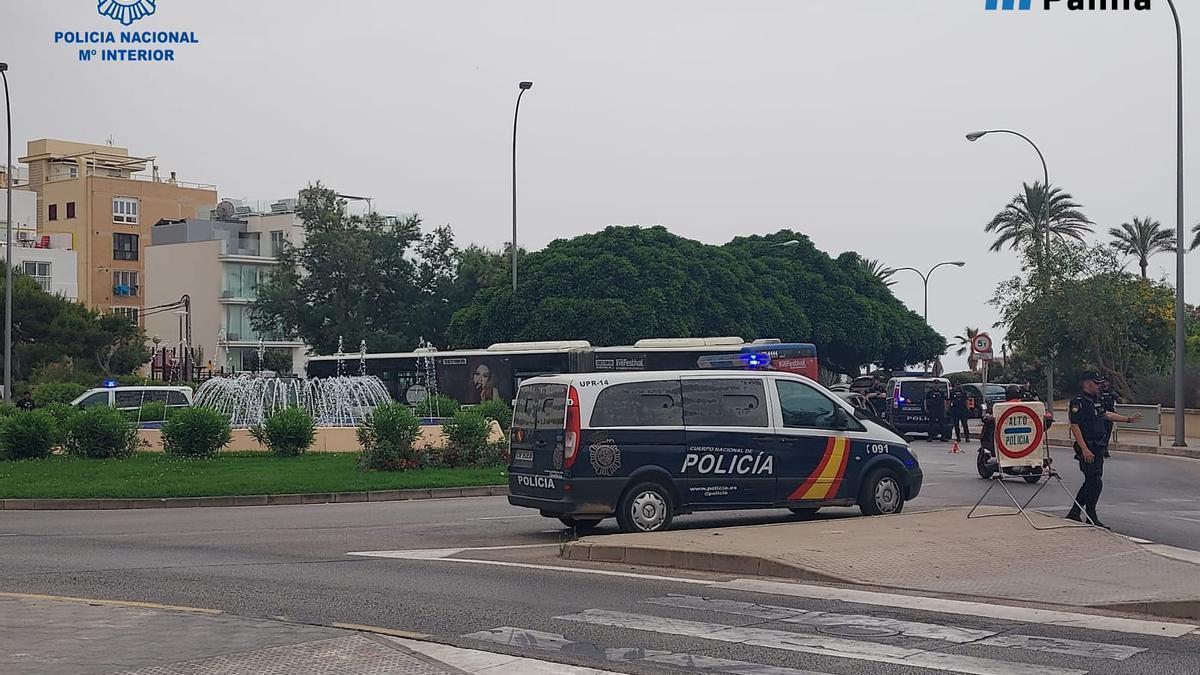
<box><xmin>507</xmin><ymin>368</ymin><xmax>922</xmax><ymax>533</ymax></box>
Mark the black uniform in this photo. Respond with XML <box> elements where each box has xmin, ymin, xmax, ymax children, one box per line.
<box><xmin>925</xmin><ymin>387</ymin><xmax>948</xmax><ymax>441</ymax></box>
<box><xmin>950</xmin><ymin>389</ymin><xmax>971</xmax><ymax>442</ymax></box>
<box><xmin>1067</xmin><ymin>392</ymin><xmax>1108</xmax><ymax>525</ymax></box>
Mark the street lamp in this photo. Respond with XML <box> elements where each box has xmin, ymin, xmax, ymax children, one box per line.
<box><xmin>966</xmin><ymin>128</ymin><xmax>1053</xmax><ymax>410</ymax></box>
<box><xmin>891</xmin><ymin>261</ymin><xmax>966</xmax><ymax>321</ymax></box>
<box><xmin>512</xmin><ymin>80</ymin><xmax>533</xmax><ymax>293</ymax></box>
<box><xmin>1</xmin><ymin>62</ymin><xmax>11</xmax><ymax>401</ymax></box>
<box><xmin>1166</xmin><ymin>0</ymin><xmax>1185</xmax><ymax>446</ymax></box>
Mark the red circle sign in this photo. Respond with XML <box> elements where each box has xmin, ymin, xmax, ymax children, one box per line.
<box><xmin>972</xmin><ymin>334</ymin><xmax>993</xmax><ymax>354</ymax></box>
<box><xmin>995</xmin><ymin>405</ymin><xmax>1045</xmax><ymax>460</ymax></box>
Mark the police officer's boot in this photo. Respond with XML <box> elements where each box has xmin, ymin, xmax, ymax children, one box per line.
<box><xmin>1085</xmin><ymin>509</ymin><xmax>1108</xmax><ymax>529</ymax></box>
<box><xmin>1065</xmin><ymin>508</ymin><xmax>1082</xmax><ymax>523</ymax></box>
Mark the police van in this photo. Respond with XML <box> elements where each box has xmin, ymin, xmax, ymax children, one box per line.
<box><xmin>507</xmin><ymin>367</ymin><xmax>922</xmax><ymax>533</ymax></box>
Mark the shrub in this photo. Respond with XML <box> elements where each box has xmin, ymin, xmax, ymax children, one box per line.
<box><xmin>64</xmin><ymin>406</ymin><xmax>139</xmax><ymax>459</ymax></box>
<box><xmin>472</xmin><ymin>399</ymin><xmax>513</xmax><ymax>431</ymax></box>
<box><xmin>251</xmin><ymin>407</ymin><xmax>316</xmax><ymax>457</ymax></box>
<box><xmin>137</xmin><ymin>401</ymin><xmax>169</xmax><ymax>422</ymax></box>
<box><xmin>41</xmin><ymin>403</ymin><xmax>78</xmax><ymax>445</ymax></box>
<box><xmin>414</xmin><ymin>394</ymin><xmax>459</xmax><ymax>419</ymax></box>
<box><xmin>161</xmin><ymin>407</ymin><xmax>231</xmax><ymax>459</ymax></box>
<box><xmin>357</xmin><ymin>402</ymin><xmax>424</xmax><ymax>471</ymax></box>
<box><xmin>435</xmin><ymin>410</ymin><xmax>491</xmax><ymax>468</ymax></box>
<box><xmin>0</xmin><ymin>401</ymin><xmax>18</xmax><ymax>418</ymax></box>
<box><xmin>0</xmin><ymin>409</ymin><xmax>58</xmax><ymax>460</ymax></box>
<box><xmin>31</xmin><ymin>382</ymin><xmax>88</xmax><ymax>408</ymax></box>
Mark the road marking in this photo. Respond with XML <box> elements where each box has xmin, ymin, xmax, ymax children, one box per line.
<box><xmin>348</xmin><ymin>543</ymin><xmax>558</xmax><ymax>559</ymax></box>
<box><xmin>646</xmin><ymin>595</ymin><xmax>996</xmax><ymax>643</ymax></box>
<box><xmin>979</xmin><ymin>634</ymin><xmax>1145</xmax><ymax>661</ymax></box>
<box><xmin>390</xmin><ymin>636</ymin><xmax>624</xmax><ymax>674</ymax></box>
<box><xmin>465</xmin><ymin>626</ymin><xmax>831</xmax><ymax>675</ymax></box>
<box><xmin>715</xmin><ymin>578</ymin><xmax>1199</xmax><ymax>638</ymax></box>
<box><xmin>557</xmin><ymin>609</ymin><xmax>1085</xmax><ymax>675</ymax></box>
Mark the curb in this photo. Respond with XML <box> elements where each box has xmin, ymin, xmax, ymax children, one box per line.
<box><xmin>561</xmin><ymin>541</ymin><xmax>843</xmax><ymax>583</ymax></box>
<box><xmin>1048</xmin><ymin>439</ymin><xmax>1200</xmax><ymax>460</ymax></box>
<box><xmin>0</xmin><ymin>485</ymin><xmax>509</xmax><ymax>510</ymax></box>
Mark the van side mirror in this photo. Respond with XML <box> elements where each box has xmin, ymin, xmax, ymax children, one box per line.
<box><xmin>832</xmin><ymin>407</ymin><xmax>850</xmax><ymax>430</ymax></box>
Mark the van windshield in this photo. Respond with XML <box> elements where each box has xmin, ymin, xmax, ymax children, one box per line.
<box><xmin>898</xmin><ymin>381</ymin><xmax>941</xmax><ymax>406</ymax></box>
<box><xmin>513</xmin><ymin>383</ymin><xmax>568</xmax><ymax>430</ymax></box>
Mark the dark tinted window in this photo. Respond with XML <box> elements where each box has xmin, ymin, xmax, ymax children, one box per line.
<box><xmin>682</xmin><ymin>378</ymin><xmax>768</xmax><ymax>428</ymax></box>
<box><xmin>778</xmin><ymin>380</ymin><xmax>842</xmax><ymax>430</ymax></box>
<box><xmin>166</xmin><ymin>391</ymin><xmax>190</xmax><ymax>406</ymax></box>
<box><xmin>77</xmin><ymin>391</ymin><xmax>109</xmax><ymax>408</ymax></box>
<box><xmin>140</xmin><ymin>390</ymin><xmax>170</xmax><ymax>404</ymax></box>
<box><xmin>513</xmin><ymin>383</ymin><xmax>567</xmax><ymax>429</ymax></box>
<box><xmin>590</xmin><ymin>380</ymin><xmax>682</xmax><ymax>427</ymax></box>
<box><xmin>115</xmin><ymin>390</ymin><xmax>148</xmax><ymax>408</ymax></box>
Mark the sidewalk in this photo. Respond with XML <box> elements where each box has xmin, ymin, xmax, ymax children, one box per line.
<box><xmin>563</xmin><ymin>507</ymin><xmax>1200</xmax><ymax>620</ymax></box>
<box><xmin>0</xmin><ymin>593</ymin><xmax>617</xmax><ymax>675</ymax></box>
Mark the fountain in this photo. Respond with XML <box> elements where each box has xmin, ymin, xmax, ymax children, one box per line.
<box><xmin>194</xmin><ymin>374</ymin><xmax>391</xmax><ymax>428</ymax></box>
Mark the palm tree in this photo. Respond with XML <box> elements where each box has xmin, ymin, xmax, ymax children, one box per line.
<box><xmin>984</xmin><ymin>182</ymin><xmax>1093</xmax><ymax>269</ymax></box>
<box><xmin>860</xmin><ymin>258</ymin><xmax>895</xmax><ymax>287</ymax></box>
<box><xmin>1108</xmin><ymin>217</ymin><xmax>1175</xmax><ymax>279</ymax></box>
<box><xmin>1187</xmin><ymin>222</ymin><xmax>1200</xmax><ymax>252</ymax></box>
<box><xmin>953</xmin><ymin>326</ymin><xmax>981</xmax><ymax>372</ymax></box>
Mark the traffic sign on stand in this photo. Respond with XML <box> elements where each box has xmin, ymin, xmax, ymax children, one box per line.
<box><xmin>971</xmin><ymin>333</ymin><xmax>993</xmax><ymax>355</ymax></box>
<box><xmin>992</xmin><ymin>401</ymin><xmax>1046</xmax><ymax>469</ymax></box>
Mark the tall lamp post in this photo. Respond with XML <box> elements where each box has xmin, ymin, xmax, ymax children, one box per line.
<box><xmin>966</xmin><ymin>128</ymin><xmax>1053</xmax><ymax>409</ymax></box>
<box><xmin>891</xmin><ymin>261</ymin><xmax>966</xmax><ymax>321</ymax></box>
<box><xmin>1</xmin><ymin>63</ymin><xmax>11</xmax><ymax>401</ymax></box>
<box><xmin>1167</xmin><ymin>0</ymin><xmax>1185</xmax><ymax>446</ymax></box>
<box><xmin>512</xmin><ymin>80</ymin><xmax>533</xmax><ymax>293</ymax></box>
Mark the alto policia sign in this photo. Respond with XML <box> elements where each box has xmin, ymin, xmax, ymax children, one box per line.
<box><xmin>992</xmin><ymin>402</ymin><xmax>1047</xmax><ymax>469</ymax></box>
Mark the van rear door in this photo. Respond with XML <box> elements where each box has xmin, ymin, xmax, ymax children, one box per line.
<box><xmin>509</xmin><ymin>382</ymin><xmax>568</xmax><ymax>498</ymax></box>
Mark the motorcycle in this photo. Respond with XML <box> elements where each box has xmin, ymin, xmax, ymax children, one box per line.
<box><xmin>976</xmin><ymin>443</ymin><xmax>1044</xmax><ymax>484</ymax></box>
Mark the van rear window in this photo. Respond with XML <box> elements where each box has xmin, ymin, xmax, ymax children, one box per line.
<box><xmin>590</xmin><ymin>380</ymin><xmax>683</xmax><ymax>427</ymax></box>
<box><xmin>513</xmin><ymin>383</ymin><xmax>568</xmax><ymax>429</ymax></box>
<box><xmin>682</xmin><ymin>378</ymin><xmax>768</xmax><ymax>428</ymax></box>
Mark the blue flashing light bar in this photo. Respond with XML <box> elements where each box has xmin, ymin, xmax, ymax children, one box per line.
<box><xmin>697</xmin><ymin>352</ymin><xmax>772</xmax><ymax>370</ymax></box>
<box><xmin>102</xmin><ymin>379</ymin><xmax>118</xmax><ymax>388</ymax></box>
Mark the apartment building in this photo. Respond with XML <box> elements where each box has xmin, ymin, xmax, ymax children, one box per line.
<box><xmin>145</xmin><ymin>198</ymin><xmax>309</xmax><ymax>374</ymax></box>
<box><xmin>2</xmin><ymin>233</ymin><xmax>79</xmax><ymax>301</ymax></box>
<box><xmin>19</xmin><ymin>139</ymin><xmax>217</xmax><ymax>322</ymax></box>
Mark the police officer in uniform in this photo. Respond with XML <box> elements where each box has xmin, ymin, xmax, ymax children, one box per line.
<box><xmin>925</xmin><ymin>384</ymin><xmax>949</xmax><ymax>442</ymax></box>
<box><xmin>950</xmin><ymin>385</ymin><xmax>971</xmax><ymax>443</ymax></box>
<box><xmin>1067</xmin><ymin>372</ymin><xmax>1141</xmax><ymax>528</ymax></box>
<box><xmin>1098</xmin><ymin>378</ymin><xmax>1122</xmax><ymax>458</ymax></box>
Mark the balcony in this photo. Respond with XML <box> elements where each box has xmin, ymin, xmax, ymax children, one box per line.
<box><xmin>218</xmin><ymin>238</ymin><xmax>269</xmax><ymax>259</ymax></box>
<box><xmin>44</xmin><ymin>168</ymin><xmax>216</xmax><ymax>191</ymax></box>
<box><xmin>32</xmin><ymin>277</ymin><xmax>53</xmax><ymax>293</ymax></box>
<box><xmin>113</xmin><ymin>284</ymin><xmax>139</xmax><ymax>297</ymax></box>
<box><xmin>113</xmin><ymin>249</ymin><xmax>138</xmax><ymax>261</ymax></box>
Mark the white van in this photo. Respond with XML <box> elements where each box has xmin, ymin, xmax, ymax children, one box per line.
<box><xmin>70</xmin><ymin>386</ymin><xmax>193</xmax><ymax>411</ymax></box>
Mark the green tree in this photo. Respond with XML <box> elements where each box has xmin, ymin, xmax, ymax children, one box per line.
<box><xmin>859</xmin><ymin>258</ymin><xmax>895</xmax><ymax>287</ymax></box>
<box><xmin>984</xmin><ymin>182</ymin><xmax>1093</xmax><ymax>272</ymax></box>
<box><xmin>449</xmin><ymin>228</ymin><xmax>943</xmax><ymax>374</ymax></box>
<box><xmin>252</xmin><ymin>185</ymin><xmax>471</xmax><ymax>353</ymax></box>
<box><xmin>952</xmin><ymin>327</ymin><xmax>982</xmax><ymax>372</ymax></box>
<box><xmin>1109</xmin><ymin>216</ymin><xmax>1175</xmax><ymax>279</ymax></box>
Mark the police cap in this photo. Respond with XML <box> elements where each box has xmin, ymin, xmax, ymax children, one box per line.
<box><xmin>1078</xmin><ymin>371</ymin><xmax>1106</xmax><ymax>384</ymax></box>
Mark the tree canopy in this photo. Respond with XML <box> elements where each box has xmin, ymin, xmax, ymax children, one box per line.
<box><xmin>449</xmin><ymin>226</ymin><xmax>944</xmax><ymax>374</ymax></box>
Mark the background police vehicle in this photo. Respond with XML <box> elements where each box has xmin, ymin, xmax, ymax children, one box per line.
<box><xmin>507</xmin><ymin>356</ymin><xmax>922</xmax><ymax>533</ymax></box>
<box><xmin>886</xmin><ymin>376</ymin><xmax>951</xmax><ymax>438</ymax></box>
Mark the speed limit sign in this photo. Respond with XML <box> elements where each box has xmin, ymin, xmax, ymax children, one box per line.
<box><xmin>971</xmin><ymin>333</ymin><xmax>993</xmax><ymax>355</ymax></box>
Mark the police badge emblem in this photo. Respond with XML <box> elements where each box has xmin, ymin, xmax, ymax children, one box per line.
<box><xmin>552</xmin><ymin>445</ymin><xmax>563</xmax><ymax>471</ymax></box>
<box><xmin>98</xmin><ymin>0</ymin><xmax>157</xmax><ymax>26</ymax></box>
<box><xmin>588</xmin><ymin>439</ymin><xmax>621</xmax><ymax>477</ymax></box>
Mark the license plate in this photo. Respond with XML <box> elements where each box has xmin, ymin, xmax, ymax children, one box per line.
<box><xmin>515</xmin><ymin>450</ymin><xmax>534</xmax><ymax>463</ymax></box>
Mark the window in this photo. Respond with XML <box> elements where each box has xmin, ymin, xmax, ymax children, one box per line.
<box><xmin>23</xmin><ymin>261</ymin><xmax>52</xmax><ymax>292</ymax></box>
<box><xmin>115</xmin><ymin>390</ymin><xmax>149</xmax><ymax>409</ymax></box>
<box><xmin>68</xmin><ymin>165</ymin><xmax>78</xmax><ymax>179</ymax></box>
<box><xmin>113</xmin><ymin>196</ymin><xmax>139</xmax><ymax>224</ymax></box>
<box><xmin>513</xmin><ymin>383</ymin><xmax>567</xmax><ymax>429</ymax></box>
<box><xmin>166</xmin><ymin>391</ymin><xmax>189</xmax><ymax>406</ymax></box>
<box><xmin>222</xmin><ymin>263</ymin><xmax>263</xmax><ymax>299</ymax></box>
<box><xmin>111</xmin><ymin>306</ymin><xmax>140</xmax><ymax>323</ymax></box>
<box><xmin>776</xmin><ymin>380</ymin><xmax>856</xmax><ymax>431</ymax></box>
<box><xmin>66</xmin><ymin>202</ymin><xmax>76</xmax><ymax>219</ymax></box>
<box><xmin>682</xmin><ymin>378</ymin><xmax>768</xmax><ymax>428</ymax></box>
<box><xmin>590</xmin><ymin>380</ymin><xmax>683</xmax><ymax>427</ymax></box>
<box><xmin>113</xmin><ymin>233</ymin><xmax>139</xmax><ymax>260</ymax></box>
<box><xmin>113</xmin><ymin>270</ymin><xmax>139</xmax><ymax>297</ymax></box>
<box><xmin>47</xmin><ymin>204</ymin><xmax>57</xmax><ymax>221</ymax></box>
<box><xmin>77</xmin><ymin>391</ymin><xmax>109</xmax><ymax>408</ymax></box>
<box><xmin>270</xmin><ymin>230</ymin><xmax>285</xmax><ymax>257</ymax></box>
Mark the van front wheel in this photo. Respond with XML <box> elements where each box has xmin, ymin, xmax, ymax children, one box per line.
<box><xmin>616</xmin><ymin>482</ymin><xmax>674</xmax><ymax>533</ymax></box>
<box><xmin>859</xmin><ymin>468</ymin><xmax>905</xmax><ymax>516</ymax></box>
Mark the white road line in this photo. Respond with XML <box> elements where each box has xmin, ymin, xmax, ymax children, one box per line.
<box><xmin>646</xmin><ymin>595</ymin><xmax>996</xmax><ymax>643</ymax></box>
<box><xmin>557</xmin><ymin>609</ymin><xmax>1085</xmax><ymax>675</ymax></box>
<box><xmin>979</xmin><ymin>634</ymin><xmax>1145</xmax><ymax>661</ymax></box>
<box><xmin>464</xmin><ymin>626</ymin><xmax>831</xmax><ymax>675</ymax></box>
<box><xmin>347</xmin><ymin>544</ymin><xmax>557</xmax><ymax>559</ymax></box>
<box><xmin>379</xmin><ymin>555</ymin><xmax>720</xmax><ymax>585</ymax></box>
<box><xmin>389</xmin><ymin>636</ymin><xmax>622</xmax><ymax>675</ymax></box>
<box><xmin>716</xmin><ymin>578</ymin><xmax>1199</xmax><ymax>638</ymax></box>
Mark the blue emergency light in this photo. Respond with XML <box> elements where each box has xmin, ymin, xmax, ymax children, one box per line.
<box><xmin>103</xmin><ymin>379</ymin><xmax>118</xmax><ymax>388</ymax></box>
<box><xmin>696</xmin><ymin>352</ymin><xmax>772</xmax><ymax>370</ymax></box>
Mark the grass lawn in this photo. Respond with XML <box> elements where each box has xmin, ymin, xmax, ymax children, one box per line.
<box><xmin>0</xmin><ymin>452</ymin><xmax>507</xmax><ymax>499</ymax></box>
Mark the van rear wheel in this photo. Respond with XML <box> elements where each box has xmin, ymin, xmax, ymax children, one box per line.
<box><xmin>859</xmin><ymin>468</ymin><xmax>905</xmax><ymax>516</ymax></box>
<box><xmin>616</xmin><ymin>482</ymin><xmax>674</xmax><ymax>533</ymax></box>
<box><xmin>559</xmin><ymin>516</ymin><xmax>604</xmax><ymax>531</ymax></box>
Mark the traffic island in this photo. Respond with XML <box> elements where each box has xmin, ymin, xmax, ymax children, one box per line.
<box><xmin>562</xmin><ymin>507</ymin><xmax>1200</xmax><ymax>621</ymax></box>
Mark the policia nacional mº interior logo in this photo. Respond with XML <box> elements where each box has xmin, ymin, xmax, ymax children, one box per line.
<box><xmin>98</xmin><ymin>0</ymin><xmax>157</xmax><ymax>26</ymax></box>
<box><xmin>588</xmin><ymin>439</ymin><xmax>622</xmax><ymax>477</ymax></box>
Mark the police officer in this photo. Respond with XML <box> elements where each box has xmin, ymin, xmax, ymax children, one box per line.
<box><xmin>1098</xmin><ymin>379</ymin><xmax>1122</xmax><ymax>458</ymax></box>
<box><xmin>1067</xmin><ymin>372</ymin><xmax>1141</xmax><ymax>528</ymax></box>
<box><xmin>867</xmin><ymin>381</ymin><xmax>888</xmax><ymax>418</ymax></box>
<box><xmin>925</xmin><ymin>384</ymin><xmax>949</xmax><ymax>442</ymax></box>
<box><xmin>950</xmin><ymin>385</ymin><xmax>971</xmax><ymax>443</ymax></box>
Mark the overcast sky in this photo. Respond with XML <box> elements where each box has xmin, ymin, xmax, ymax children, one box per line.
<box><xmin>3</xmin><ymin>0</ymin><xmax>1196</xmax><ymax>369</ymax></box>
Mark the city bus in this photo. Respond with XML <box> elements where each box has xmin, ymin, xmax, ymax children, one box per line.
<box><xmin>305</xmin><ymin>337</ymin><xmax>820</xmax><ymax>406</ymax></box>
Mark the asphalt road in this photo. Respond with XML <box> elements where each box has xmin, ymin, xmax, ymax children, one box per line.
<box><xmin>1</xmin><ymin>440</ymin><xmax>1198</xmax><ymax>675</ymax></box>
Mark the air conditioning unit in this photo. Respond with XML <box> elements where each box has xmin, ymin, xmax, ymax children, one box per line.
<box><xmin>233</xmin><ymin>205</ymin><xmax>253</xmax><ymax>216</ymax></box>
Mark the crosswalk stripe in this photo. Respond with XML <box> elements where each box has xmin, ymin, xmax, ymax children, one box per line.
<box><xmin>557</xmin><ymin>609</ymin><xmax>1087</xmax><ymax>675</ymax></box>
<box><xmin>646</xmin><ymin>595</ymin><xmax>996</xmax><ymax>643</ymax></box>
<box><xmin>715</xmin><ymin>578</ymin><xmax>1198</xmax><ymax>638</ymax></box>
<box><xmin>464</xmin><ymin>626</ymin><xmax>832</xmax><ymax>675</ymax></box>
<box><xmin>647</xmin><ymin>595</ymin><xmax>1145</xmax><ymax>660</ymax></box>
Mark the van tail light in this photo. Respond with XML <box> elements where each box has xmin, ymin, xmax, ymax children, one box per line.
<box><xmin>563</xmin><ymin>385</ymin><xmax>581</xmax><ymax>470</ymax></box>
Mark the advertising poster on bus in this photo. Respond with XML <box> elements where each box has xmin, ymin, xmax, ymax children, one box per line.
<box><xmin>436</xmin><ymin>356</ymin><xmax>513</xmax><ymax>405</ymax></box>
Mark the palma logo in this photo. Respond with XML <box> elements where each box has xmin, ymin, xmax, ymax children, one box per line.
<box><xmin>97</xmin><ymin>0</ymin><xmax>156</xmax><ymax>26</ymax></box>
<box><xmin>987</xmin><ymin>0</ymin><xmax>1150</xmax><ymax>9</ymax></box>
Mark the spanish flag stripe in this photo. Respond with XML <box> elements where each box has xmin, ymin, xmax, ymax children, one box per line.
<box><xmin>786</xmin><ymin>437</ymin><xmax>834</xmax><ymax>501</ymax></box>
<box><xmin>824</xmin><ymin>441</ymin><xmax>851</xmax><ymax>499</ymax></box>
<box><xmin>801</xmin><ymin>437</ymin><xmax>848</xmax><ymax>500</ymax></box>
